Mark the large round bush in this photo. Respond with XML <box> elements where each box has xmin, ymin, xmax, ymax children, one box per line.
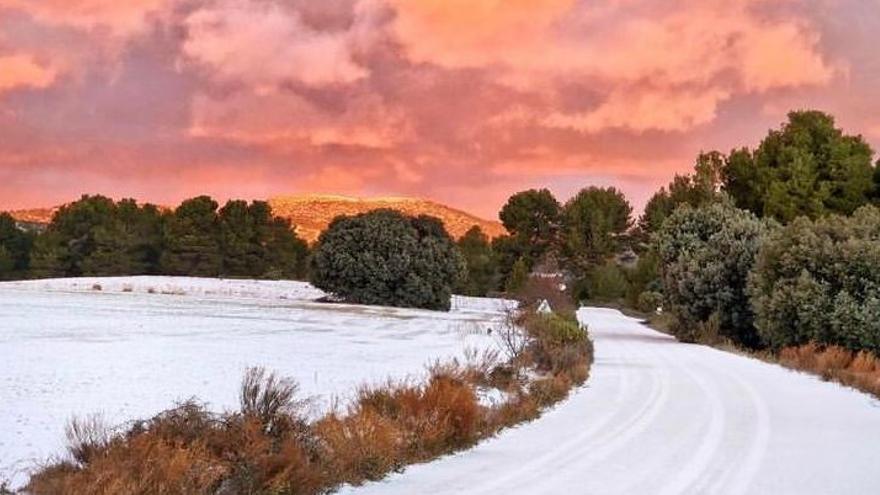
<box><xmin>656</xmin><ymin>201</ymin><xmax>768</xmax><ymax>348</ymax></box>
<box><xmin>311</xmin><ymin>209</ymin><xmax>465</xmax><ymax>311</ymax></box>
<box><xmin>749</xmin><ymin>206</ymin><xmax>880</xmax><ymax>352</ymax></box>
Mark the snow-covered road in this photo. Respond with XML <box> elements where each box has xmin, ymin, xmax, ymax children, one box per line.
<box><xmin>344</xmin><ymin>307</ymin><xmax>880</xmax><ymax>495</ymax></box>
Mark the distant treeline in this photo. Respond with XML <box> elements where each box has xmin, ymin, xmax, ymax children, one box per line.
<box><xmin>0</xmin><ymin>195</ymin><xmax>309</xmax><ymax>281</ymax></box>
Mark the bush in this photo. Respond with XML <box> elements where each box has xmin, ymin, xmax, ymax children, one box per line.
<box><xmin>311</xmin><ymin>210</ymin><xmax>464</xmax><ymax>311</ymax></box>
<box><xmin>749</xmin><ymin>206</ymin><xmax>880</xmax><ymax>353</ymax></box>
<box><xmin>656</xmin><ymin>200</ymin><xmax>769</xmax><ymax>348</ymax></box>
<box><xmin>636</xmin><ymin>291</ymin><xmax>663</xmax><ymax>314</ymax></box>
<box><xmin>585</xmin><ymin>261</ymin><xmax>628</xmax><ymax>302</ymax></box>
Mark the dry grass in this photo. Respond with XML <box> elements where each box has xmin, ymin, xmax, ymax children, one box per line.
<box><xmin>779</xmin><ymin>344</ymin><xmax>880</xmax><ymax>398</ymax></box>
<box><xmin>27</xmin><ymin>307</ymin><xmax>593</xmax><ymax>495</ymax></box>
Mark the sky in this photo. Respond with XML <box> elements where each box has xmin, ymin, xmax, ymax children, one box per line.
<box><xmin>0</xmin><ymin>0</ymin><xmax>878</xmax><ymax>219</ymax></box>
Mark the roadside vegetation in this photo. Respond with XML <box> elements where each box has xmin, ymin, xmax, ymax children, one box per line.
<box><xmin>24</xmin><ymin>280</ymin><xmax>592</xmax><ymax>495</ymax></box>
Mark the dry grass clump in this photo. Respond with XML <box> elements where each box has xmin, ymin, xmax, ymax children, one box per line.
<box><xmin>779</xmin><ymin>344</ymin><xmax>880</xmax><ymax>398</ymax></box>
<box><xmin>28</xmin><ymin>305</ymin><xmax>594</xmax><ymax>495</ymax></box>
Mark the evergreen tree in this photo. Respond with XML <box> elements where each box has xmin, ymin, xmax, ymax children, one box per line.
<box><xmin>29</xmin><ymin>231</ymin><xmax>70</xmax><ymax>279</ymax></box>
<box><xmin>218</xmin><ymin>200</ymin><xmax>265</xmax><ymax>277</ymax></box>
<box><xmin>311</xmin><ymin>209</ymin><xmax>463</xmax><ymax>311</ymax></box>
<box><xmin>561</xmin><ymin>186</ymin><xmax>632</xmax><ymax>273</ymax></box>
<box><xmin>0</xmin><ymin>212</ymin><xmax>34</xmax><ymax>280</ymax></box>
<box><xmin>80</xmin><ymin>199</ymin><xmax>164</xmax><ymax>276</ymax></box>
<box><xmin>498</xmin><ymin>189</ymin><xmax>561</xmax><ymax>264</ymax></box>
<box><xmin>639</xmin><ymin>152</ymin><xmax>723</xmax><ymax>235</ymax></box>
<box><xmin>722</xmin><ymin>110</ymin><xmax>876</xmax><ymax>222</ymax></box>
<box><xmin>505</xmin><ymin>257</ymin><xmax>529</xmax><ymax>294</ymax></box>
<box><xmin>160</xmin><ymin>196</ymin><xmax>222</xmax><ymax>277</ymax></box>
<box><xmin>456</xmin><ymin>226</ymin><xmax>496</xmax><ymax>296</ymax></box>
<box><xmin>262</xmin><ymin>215</ymin><xmax>309</xmax><ymax>280</ymax></box>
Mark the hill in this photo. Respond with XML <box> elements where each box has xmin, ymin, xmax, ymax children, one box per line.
<box><xmin>268</xmin><ymin>195</ymin><xmax>507</xmax><ymax>243</ymax></box>
<box><xmin>8</xmin><ymin>196</ymin><xmax>507</xmax><ymax>243</ymax></box>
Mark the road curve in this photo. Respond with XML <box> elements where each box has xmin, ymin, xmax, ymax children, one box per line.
<box><xmin>342</xmin><ymin>307</ymin><xmax>880</xmax><ymax>495</ymax></box>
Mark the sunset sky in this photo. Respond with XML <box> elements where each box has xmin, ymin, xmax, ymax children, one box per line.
<box><xmin>0</xmin><ymin>0</ymin><xmax>878</xmax><ymax>219</ymax></box>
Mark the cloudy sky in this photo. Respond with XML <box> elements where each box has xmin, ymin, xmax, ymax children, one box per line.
<box><xmin>0</xmin><ymin>0</ymin><xmax>878</xmax><ymax>218</ymax></box>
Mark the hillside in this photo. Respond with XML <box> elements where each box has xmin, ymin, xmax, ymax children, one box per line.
<box><xmin>268</xmin><ymin>195</ymin><xmax>507</xmax><ymax>243</ymax></box>
<box><xmin>8</xmin><ymin>196</ymin><xmax>507</xmax><ymax>243</ymax></box>
<box><xmin>9</xmin><ymin>207</ymin><xmax>56</xmax><ymax>225</ymax></box>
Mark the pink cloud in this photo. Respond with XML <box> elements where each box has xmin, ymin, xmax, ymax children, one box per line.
<box><xmin>182</xmin><ymin>0</ymin><xmax>370</xmax><ymax>88</ymax></box>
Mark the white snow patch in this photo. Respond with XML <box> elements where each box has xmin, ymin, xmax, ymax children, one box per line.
<box><xmin>0</xmin><ymin>276</ymin><xmax>513</xmax><ymax>487</ymax></box>
<box><xmin>341</xmin><ymin>307</ymin><xmax>880</xmax><ymax>495</ymax></box>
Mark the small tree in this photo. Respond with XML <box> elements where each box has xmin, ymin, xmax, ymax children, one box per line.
<box><xmin>311</xmin><ymin>209</ymin><xmax>464</xmax><ymax>311</ymax></box>
<box><xmin>456</xmin><ymin>226</ymin><xmax>496</xmax><ymax>296</ymax></box>
<box><xmin>160</xmin><ymin>196</ymin><xmax>223</xmax><ymax>277</ymax></box>
<box><xmin>505</xmin><ymin>257</ymin><xmax>529</xmax><ymax>294</ymax></box>
<box><xmin>561</xmin><ymin>186</ymin><xmax>632</xmax><ymax>274</ymax></box>
<box><xmin>656</xmin><ymin>200</ymin><xmax>768</xmax><ymax>348</ymax></box>
<box><xmin>0</xmin><ymin>212</ymin><xmax>33</xmax><ymax>280</ymax></box>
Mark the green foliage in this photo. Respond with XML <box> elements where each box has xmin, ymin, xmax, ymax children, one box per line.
<box><xmin>498</xmin><ymin>189</ymin><xmax>560</xmax><ymax>265</ymax></box>
<box><xmin>504</xmin><ymin>257</ymin><xmax>529</xmax><ymax>294</ymax></box>
<box><xmin>749</xmin><ymin>206</ymin><xmax>880</xmax><ymax>353</ymax></box>
<box><xmin>215</xmin><ymin>199</ymin><xmax>309</xmax><ymax>279</ymax></box>
<box><xmin>636</xmin><ymin>291</ymin><xmax>663</xmax><ymax>314</ymax></box>
<box><xmin>722</xmin><ymin>110</ymin><xmax>876</xmax><ymax>222</ymax></box>
<box><xmin>0</xmin><ymin>212</ymin><xmax>34</xmax><ymax>279</ymax></box>
<box><xmin>26</xmin><ymin>195</ymin><xmax>164</xmax><ymax>277</ymax></box>
<box><xmin>639</xmin><ymin>152</ymin><xmax>723</xmax><ymax>235</ymax></box>
<box><xmin>561</xmin><ymin>186</ymin><xmax>632</xmax><ymax>273</ymax></box>
<box><xmin>584</xmin><ymin>261</ymin><xmax>628</xmax><ymax>302</ymax></box>
<box><xmin>160</xmin><ymin>196</ymin><xmax>223</xmax><ymax>277</ymax></box>
<box><xmin>656</xmin><ymin>201</ymin><xmax>768</xmax><ymax>348</ymax></box>
<box><xmin>530</xmin><ymin>313</ymin><xmax>585</xmax><ymax>346</ymax></box>
<box><xmin>623</xmin><ymin>249</ymin><xmax>661</xmax><ymax>307</ymax></box>
<box><xmin>79</xmin><ymin>200</ymin><xmax>164</xmax><ymax>276</ymax></box>
<box><xmin>456</xmin><ymin>226</ymin><xmax>496</xmax><ymax>296</ymax></box>
<box><xmin>311</xmin><ymin>209</ymin><xmax>464</xmax><ymax>311</ymax></box>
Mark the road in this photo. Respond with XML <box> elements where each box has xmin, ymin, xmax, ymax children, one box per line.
<box><xmin>342</xmin><ymin>307</ymin><xmax>880</xmax><ymax>495</ymax></box>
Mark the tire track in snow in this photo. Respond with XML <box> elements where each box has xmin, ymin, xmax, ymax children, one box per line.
<box><xmin>343</xmin><ymin>308</ymin><xmax>880</xmax><ymax>495</ymax></box>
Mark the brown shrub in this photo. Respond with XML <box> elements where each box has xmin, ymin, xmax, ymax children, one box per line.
<box><xmin>779</xmin><ymin>344</ymin><xmax>880</xmax><ymax>400</ymax></box>
<box><xmin>528</xmin><ymin>374</ymin><xmax>572</xmax><ymax>408</ymax></box>
<box><xmin>315</xmin><ymin>409</ymin><xmax>400</xmax><ymax>484</ymax></box>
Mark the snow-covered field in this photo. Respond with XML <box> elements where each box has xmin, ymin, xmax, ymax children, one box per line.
<box><xmin>0</xmin><ymin>277</ymin><xmax>512</xmax><ymax>486</ymax></box>
<box><xmin>344</xmin><ymin>308</ymin><xmax>880</xmax><ymax>495</ymax></box>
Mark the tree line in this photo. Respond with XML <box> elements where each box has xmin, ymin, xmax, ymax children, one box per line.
<box><xmin>0</xmin><ymin>195</ymin><xmax>309</xmax><ymax>281</ymax></box>
<box><xmin>3</xmin><ymin>109</ymin><xmax>880</xmax><ymax>347</ymax></box>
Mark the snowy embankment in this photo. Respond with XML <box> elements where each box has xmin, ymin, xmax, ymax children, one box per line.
<box><xmin>343</xmin><ymin>307</ymin><xmax>880</xmax><ymax>495</ymax></box>
<box><xmin>0</xmin><ymin>276</ymin><xmax>513</xmax><ymax>487</ymax></box>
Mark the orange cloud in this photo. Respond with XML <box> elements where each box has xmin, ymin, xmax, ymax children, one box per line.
<box><xmin>546</xmin><ymin>87</ymin><xmax>732</xmax><ymax>133</ymax></box>
<box><xmin>188</xmin><ymin>89</ymin><xmax>405</xmax><ymax>150</ymax></box>
<box><xmin>0</xmin><ymin>54</ymin><xmax>56</xmax><ymax>93</ymax></box>
<box><xmin>385</xmin><ymin>0</ymin><xmax>835</xmax><ymax>132</ymax></box>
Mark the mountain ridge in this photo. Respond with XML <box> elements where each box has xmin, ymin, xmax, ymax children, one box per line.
<box><xmin>8</xmin><ymin>195</ymin><xmax>507</xmax><ymax>244</ymax></box>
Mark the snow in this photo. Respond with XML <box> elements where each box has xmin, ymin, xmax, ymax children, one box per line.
<box><xmin>0</xmin><ymin>276</ymin><xmax>513</xmax><ymax>487</ymax></box>
<box><xmin>342</xmin><ymin>307</ymin><xmax>880</xmax><ymax>495</ymax></box>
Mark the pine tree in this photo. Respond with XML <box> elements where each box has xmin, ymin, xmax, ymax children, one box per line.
<box><xmin>160</xmin><ymin>196</ymin><xmax>222</xmax><ymax>277</ymax></box>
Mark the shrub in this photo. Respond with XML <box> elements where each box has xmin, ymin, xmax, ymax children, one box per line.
<box><xmin>749</xmin><ymin>205</ymin><xmax>880</xmax><ymax>353</ymax></box>
<box><xmin>585</xmin><ymin>261</ymin><xmax>629</xmax><ymax>302</ymax></box>
<box><xmin>656</xmin><ymin>200</ymin><xmax>769</xmax><ymax>348</ymax></box>
<box><xmin>311</xmin><ymin>210</ymin><xmax>464</xmax><ymax>311</ymax></box>
<box><xmin>637</xmin><ymin>291</ymin><xmax>663</xmax><ymax>314</ymax></box>
<box><xmin>779</xmin><ymin>344</ymin><xmax>880</xmax><ymax>398</ymax></box>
